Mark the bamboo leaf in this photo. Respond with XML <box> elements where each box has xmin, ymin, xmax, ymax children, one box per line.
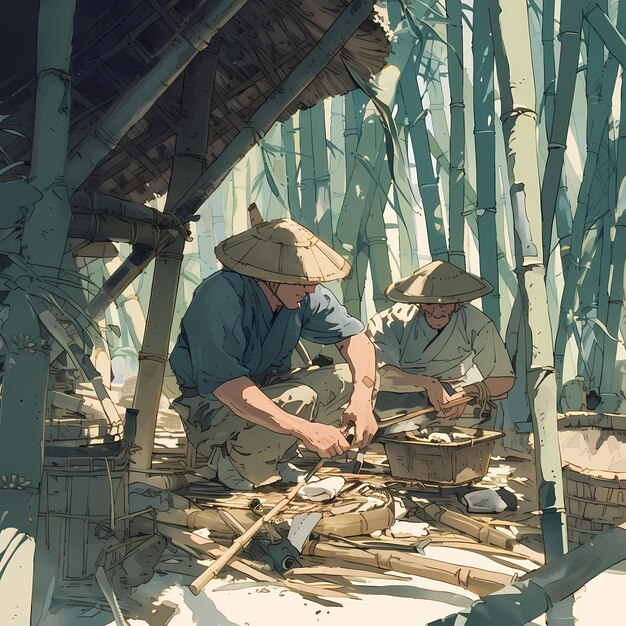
<box><xmin>260</xmin><ymin>144</ymin><xmax>282</xmax><ymax>199</ymax></box>
<box><xmin>0</xmin><ymin>160</ymin><xmax>28</xmax><ymax>177</ymax></box>
<box><xmin>0</xmin><ymin>128</ymin><xmax>29</xmax><ymax>141</ymax></box>
<box><xmin>326</xmin><ymin>139</ymin><xmax>343</xmax><ymax>158</ymax></box>
<box><xmin>582</xmin><ymin>316</ymin><xmax>619</xmax><ymax>342</ymax></box>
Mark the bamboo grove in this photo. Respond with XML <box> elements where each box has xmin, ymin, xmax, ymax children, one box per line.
<box><xmin>140</xmin><ymin>0</ymin><xmax>626</xmax><ymax>422</ymax></box>
<box><xmin>1</xmin><ymin>0</ymin><xmax>626</xmax><ymax>622</ymax></box>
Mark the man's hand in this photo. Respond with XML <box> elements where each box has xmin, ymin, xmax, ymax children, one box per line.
<box><xmin>342</xmin><ymin>396</ymin><xmax>378</xmax><ymax>448</ymax></box>
<box><xmin>423</xmin><ymin>378</ymin><xmax>469</xmax><ymax>419</ymax></box>
<box><xmin>297</xmin><ymin>423</ymin><xmax>351</xmax><ymax>459</ymax></box>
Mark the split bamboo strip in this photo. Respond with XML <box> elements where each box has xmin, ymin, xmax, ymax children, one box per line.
<box><xmin>302</xmin><ymin>540</ymin><xmax>515</xmax><ymax>597</ymax></box>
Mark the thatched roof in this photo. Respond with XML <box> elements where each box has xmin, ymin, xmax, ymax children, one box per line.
<box><xmin>0</xmin><ymin>0</ymin><xmax>390</xmax><ymax>204</ymax></box>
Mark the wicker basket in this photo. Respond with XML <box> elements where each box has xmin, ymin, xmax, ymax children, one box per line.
<box><xmin>379</xmin><ymin>427</ymin><xmax>504</xmax><ymax>489</ymax></box>
<box><xmin>559</xmin><ymin>413</ymin><xmax>626</xmax><ymax>544</ymax></box>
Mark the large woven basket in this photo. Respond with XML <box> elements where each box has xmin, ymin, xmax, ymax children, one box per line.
<box><xmin>559</xmin><ymin>413</ymin><xmax>626</xmax><ymax>544</ymax></box>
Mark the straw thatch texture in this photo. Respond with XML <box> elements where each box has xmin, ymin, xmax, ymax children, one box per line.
<box><xmin>0</xmin><ymin>0</ymin><xmax>389</xmax><ymax>203</ymax></box>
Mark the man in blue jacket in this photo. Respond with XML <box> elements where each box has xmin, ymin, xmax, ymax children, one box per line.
<box><xmin>170</xmin><ymin>218</ymin><xmax>377</xmax><ymax>490</ymax></box>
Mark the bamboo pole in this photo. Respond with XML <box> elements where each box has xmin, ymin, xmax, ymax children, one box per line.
<box><xmin>428</xmin><ymin>520</ymin><xmax>626</xmax><ymax>626</ymax></box>
<box><xmin>0</xmin><ymin>2</ymin><xmax>76</xmax><ymax>624</ymax></box>
<box><xmin>299</xmin><ymin>102</ymin><xmax>334</xmax><ymax>245</ymax></box>
<box><xmin>472</xmin><ymin>0</ymin><xmax>500</xmax><ymax>327</ymax></box>
<box><xmin>491</xmin><ymin>1</ymin><xmax>573</xmax><ymax>623</ymax></box>
<box><xmin>401</xmin><ymin>62</ymin><xmax>448</xmax><ymax>261</ymax></box>
<box><xmin>281</xmin><ymin>116</ymin><xmax>301</xmax><ymax>221</ymax></box>
<box><xmin>131</xmin><ymin>49</ymin><xmax>216</xmax><ymax>471</ymax></box>
<box><xmin>446</xmin><ymin>0</ymin><xmax>466</xmax><ymax>269</ymax></box>
<box><xmin>302</xmin><ymin>540</ymin><xmax>515</xmax><ymax>597</ymax></box>
<box><xmin>601</xmin><ymin>4</ymin><xmax>626</xmax><ymax>404</ymax></box>
<box><xmin>171</xmin><ymin>0</ymin><xmax>379</xmax><ymax>223</ymax></box>
<box><xmin>334</xmin><ymin>9</ymin><xmax>414</xmax><ymax>273</ymax></box>
<box><xmin>553</xmin><ymin>44</ymin><xmax>619</xmax><ymax>389</ymax></box>
<box><xmin>540</xmin><ymin>0</ymin><xmax>584</xmax><ymax>264</ymax></box>
<box><xmin>65</xmin><ymin>0</ymin><xmax>249</xmax><ymax>193</ymax></box>
<box><xmin>585</xmin><ymin>2</ymin><xmax>626</xmax><ymax>67</ymax></box>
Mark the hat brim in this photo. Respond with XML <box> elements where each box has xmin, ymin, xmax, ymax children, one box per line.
<box><xmin>384</xmin><ymin>280</ymin><xmax>493</xmax><ymax>303</ymax></box>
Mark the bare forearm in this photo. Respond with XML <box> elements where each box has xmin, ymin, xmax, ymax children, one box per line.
<box><xmin>213</xmin><ymin>377</ymin><xmax>308</xmax><ymax>438</ymax></box>
<box><xmin>379</xmin><ymin>364</ymin><xmax>436</xmax><ymax>393</ymax></box>
<box><xmin>464</xmin><ymin>376</ymin><xmax>515</xmax><ymax>399</ymax></box>
<box><xmin>336</xmin><ymin>332</ymin><xmax>376</xmax><ymax>402</ymax></box>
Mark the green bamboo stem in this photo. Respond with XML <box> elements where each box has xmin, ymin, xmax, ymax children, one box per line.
<box><xmin>585</xmin><ymin>2</ymin><xmax>626</xmax><ymax>67</ymax></box>
<box><xmin>428</xmin><ymin>521</ymin><xmax>626</xmax><ymax>626</ymax></box>
<box><xmin>541</xmin><ymin>0</ymin><xmax>584</xmax><ymax>264</ymax></box>
<box><xmin>472</xmin><ymin>0</ymin><xmax>500</xmax><ymax>326</ymax></box>
<box><xmin>171</xmin><ymin>0</ymin><xmax>378</xmax><ymax>223</ymax></box>
<box><xmin>401</xmin><ymin>65</ymin><xmax>448</xmax><ymax>261</ymax></box>
<box><xmin>393</xmin><ymin>84</ymin><xmax>419</xmax><ymax>274</ymax></box>
<box><xmin>446</xmin><ymin>0</ymin><xmax>466</xmax><ymax>269</ymax></box>
<box><xmin>0</xmin><ymin>2</ymin><xmax>76</xmax><ymax>623</ymax></box>
<box><xmin>131</xmin><ymin>48</ymin><xmax>216</xmax><ymax>471</ymax></box>
<box><xmin>342</xmin><ymin>249</ymin><xmax>369</xmax><ymax>319</ymax></box>
<box><xmin>329</xmin><ymin>96</ymin><xmax>346</xmax><ymax>231</ymax></box>
<box><xmin>543</xmin><ymin>0</ymin><xmax>556</xmax><ymax>132</ymax></box>
<box><xmin>554</xmin><ymin>48</ymin><xmax>619</xmax><ymax>389</ymax></box>
<box><xmin>299</xmin><ymin>102</ymin><xmax>334</xmax><ymax>245</ymax></box>
<box><xmin>600</xmin><ymin>4</ymin><xmax>626</xmax><ymax>402</ymax></box>
<box><xmin>65</xmin><ymin>0</ymin><xmax>249</xmax><ymax>193</ymax></box>
<box><xmin>281</xmin><ymin>116</ymin><xmax>301</xmax><ymax>221</ymax></box>
<box><xmin>492</xmin><ymin>2</ymin><xmax>573</xmax><ymax>623</ymax></box>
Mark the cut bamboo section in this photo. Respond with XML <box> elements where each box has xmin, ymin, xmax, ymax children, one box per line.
<box><xmin>156</xmin><ymin>499</ymin><xmax>394</xmax><ymax>539</ymax></box>
<box><xmin>302</xmin><ymin>540</ymin><xmax>515</xmax><ymax>597</ymax></box>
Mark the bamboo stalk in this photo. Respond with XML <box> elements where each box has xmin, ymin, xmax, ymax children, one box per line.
<box><xmin>472</xmin><ymin>0</ymin><xmax>500</xmax><ymax>326</ymax></box>
<box><xmin>553</xmin><ymin>43</ymin><xmax>619</xmax><ymax>388</ymax></box>
<box><xmin>446</xmin><ymin>0</ymin><xmax>466</xmax><ymax>269</ymax></box>
<box><xmin>492</xmin><ymin>1</ymin><xmax>573</xmax><ymax>622</ymax></box>
<box><xmin>281</xmin><ymin>116</ymin><xmax>301</xmax><ymax>221</ymax></box>
<box><xmin>585</xmin><ymin>2</ymin><xmax>626</xmax><ymax>67</ymax></box>
<box><xmin>401</xmin><ymin>63</ymin><xmax>448</xmax><ymax>261</ymax></box>
<box><xmin>299</xmin><ymin>103</ymin><xmax>334</xmax><ymax>245</ymax></box>
<box><xmin>302</xmin><ymin>540</ymin><xmax>515</xmax><ymax>597</ymax></box>
<box><xmin>0</xmin><ymin>3</ymin><xmax>77</xmax><ymax>623</ymax></box>
<box><xmin>132</xmin><ymin>48</ymin><xmax>217</xmax><ymax>471</ymax></box>
<box><xmin>171</xmin><ymin>0</ymin><xmax>378</xmax><ymax>223</ymax></box>
<box><xmin>540</xmin><ymin>0</ymin><xmax>584</xmax><ymax>264</ymax></box>
<box><xmin>601</xmin><ymin>4</ymin><xmax>626</xmax><ymax>403</ymax></box>
<box><xmin>66</xmin><ymin>0</ymin><xmax>248</xmax><ymax>192</ymax></box>
<box><xmin>428</xmin><ymin>521</ymin><xmax>626</xmax><ymax>626</ymax></box>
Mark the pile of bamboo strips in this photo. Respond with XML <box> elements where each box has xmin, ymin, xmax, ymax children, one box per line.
<box><xmin>138</xmin><ymin>477</ymin><xmax>544</xmax><ymax>605</ymax></box>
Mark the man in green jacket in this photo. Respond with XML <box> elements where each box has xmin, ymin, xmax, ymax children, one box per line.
<box><xmin>367</xmin><ymin>261</ymin><xmax>515</xmax><ymax>427</ymax></box>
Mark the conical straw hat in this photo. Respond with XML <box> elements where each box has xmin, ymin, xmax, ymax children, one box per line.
<box><xmin>215</xmin><ymin>218</ymin><xmax>350</xmax><ymax>285</ymax></box>
<box><xmin>385</xmin><ymin>260</ymin><xmax>493</xmax><ymax>303</ymax></box>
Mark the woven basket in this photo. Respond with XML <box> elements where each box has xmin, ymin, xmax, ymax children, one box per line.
<box><xmin>559</xmin><ymin>413</ymin><xmax>626</xmax><ymax>544</ymax></box>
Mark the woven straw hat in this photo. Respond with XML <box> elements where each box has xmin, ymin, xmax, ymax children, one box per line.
<box><xmin>215</xmin><ymin>218</ymin><xmax>350</xmax><ymax>285</ymax></box>
<box><xmin>385</xmin><ymin>260</ymin><xmax>493</xmax><ymax>303</ymax></box>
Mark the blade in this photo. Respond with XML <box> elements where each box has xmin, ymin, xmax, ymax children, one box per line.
<box><xmin>287</xmin><ymin>512</ymin><xmax>323</xmax><ymax>553</ymax></box>
<box><xmin>379</xmin><ymin>413</ymin><xmax>436</xmax><ymax>435</ymax></box>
